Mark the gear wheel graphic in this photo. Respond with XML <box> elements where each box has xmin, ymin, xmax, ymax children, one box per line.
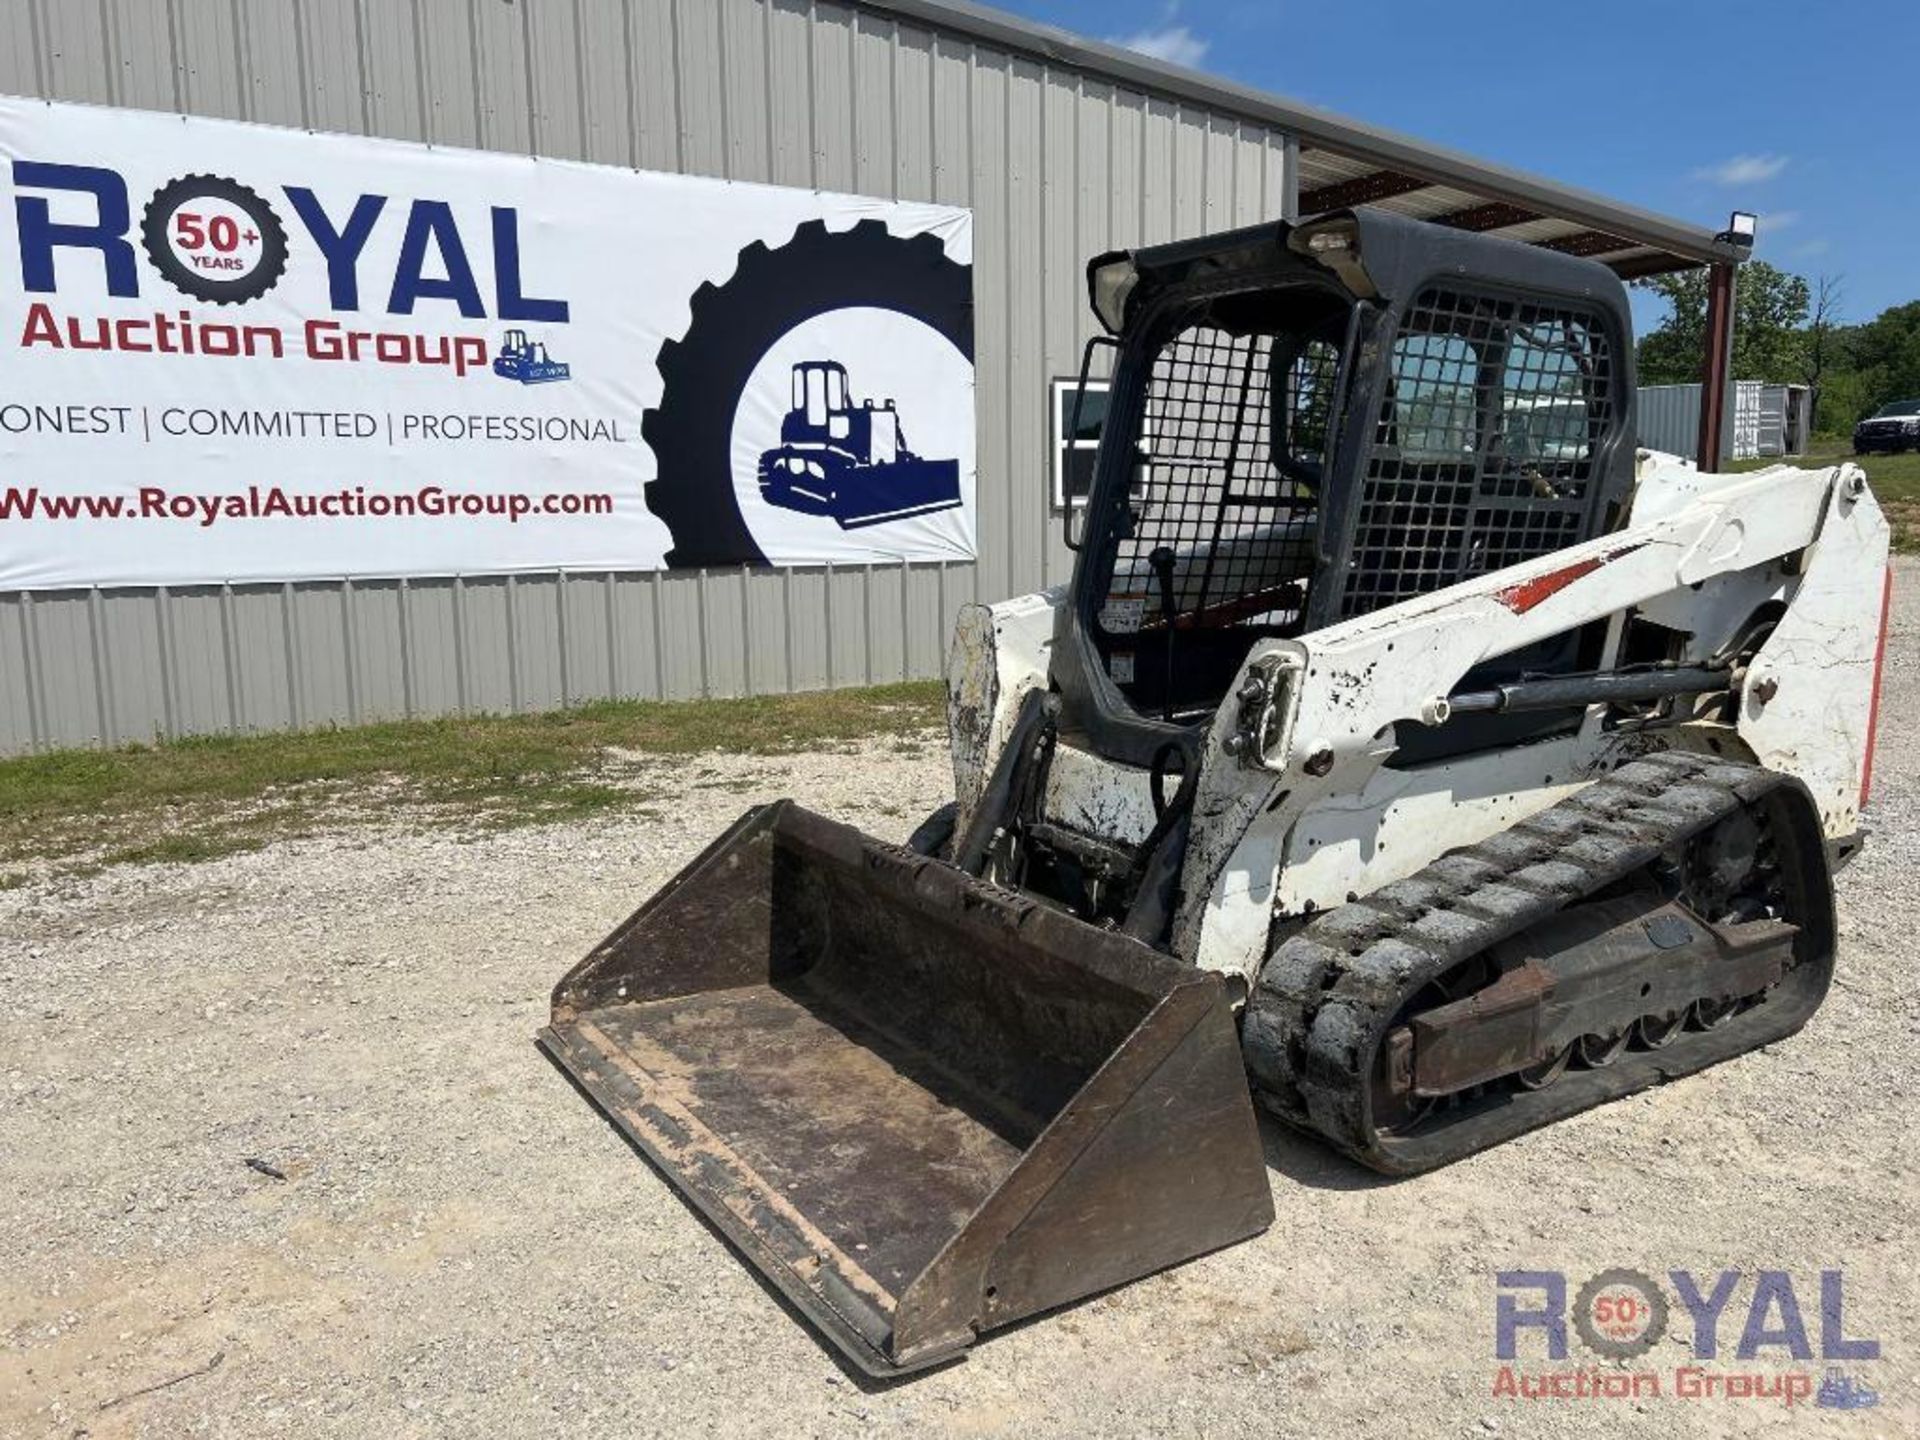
<box><xmin>1574</xmin><ymin>1267</ymin><xmax>1669</xmax><ymax>1359</ymax></box>
<box><xmin>641</xmin><ymin>218</ymin><xmax>973</xmax><ymax>567</ymax></box>
<box><xmin>140</xmin><ymin>174</ymin><xmax>289</xmax><ymax>305</ymax></box>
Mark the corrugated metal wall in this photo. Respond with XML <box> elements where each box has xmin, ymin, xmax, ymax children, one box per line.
<box><xmin>1637</xmin><ymin>382</ymin><xmax>1714</xmax><ymax>459</ymax></box>
<box><xmin>0</xmin><ymin>0</ymin><xmax>1294</xmax><ymax>753</ymax></box>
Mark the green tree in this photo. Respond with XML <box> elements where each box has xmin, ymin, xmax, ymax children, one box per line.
<box><xmin>1847</xmin><ymin>300</ymin><xmax>1920</xmax><ymax>420</ymax></box>
<box><xmin>1634</xmin><ymin>261</ymin><xmax>1811</xmax><ymax>386</ymax></box>
<box><xmin>1815</xmin><ymin>367</ymin><xmax>1876</xmax><ymax>437</ymax></box>
<box><xmin>1799</xmin><ymin>274</ymin><xmax>1845</xmax><ymax>433</ymax></box>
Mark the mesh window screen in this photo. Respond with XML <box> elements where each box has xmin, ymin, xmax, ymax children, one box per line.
<box><xmin>1341</xmin><ymin>286</ymin><xmax>1616</xmax><ymax>618</ymax></box>
<box><xmin>1099</xmin><ymin>325</ymin><xmax>1322</xmax><ymax>653</ymax></box>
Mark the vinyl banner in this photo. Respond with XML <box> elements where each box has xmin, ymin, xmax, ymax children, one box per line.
<box><xmin>0</xmin><ymin>97</ymin><xmax>975</xmax><ymax>588</ymax></box>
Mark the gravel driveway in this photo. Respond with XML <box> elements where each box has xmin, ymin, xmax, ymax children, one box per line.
<box><xmin>4</xmin><ymin>560</ymin><xmax>1915</xmax><ymax>1439</ymax></box>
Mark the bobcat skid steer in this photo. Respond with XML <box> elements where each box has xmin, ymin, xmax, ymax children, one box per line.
<box><xmin>540</xmin><ymin>209</ymin><xmax>1892</xmax><ymax>1376</ymax></box>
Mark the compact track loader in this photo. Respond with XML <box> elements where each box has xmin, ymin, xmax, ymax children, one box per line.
<box><xmin>541</xmin><ymin>209</ymin><xmax>1892</xmax><ymax>1376</ymax></box>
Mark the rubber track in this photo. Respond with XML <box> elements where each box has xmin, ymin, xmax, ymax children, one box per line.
<box><xmin>1241</xmin><ymin>749</ymin><xmax>1831</xmax><ymax>1175</ymax></box>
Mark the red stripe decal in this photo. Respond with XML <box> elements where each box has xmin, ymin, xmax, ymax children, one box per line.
<box><xmin>1493</xmin><ymin>542</ymin><xmax>1647</xmax><ymax>615</ymax></box>
<box><xmin>1861</xmin><ymin>565</ymin><xmax>1894</xmax><ymax>810</ymax></box>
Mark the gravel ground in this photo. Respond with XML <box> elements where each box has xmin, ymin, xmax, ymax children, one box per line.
<box><xmin>4</xmin><ymin>559</ymin><xmax>1915</xmax><ymax>1440</ymax></box>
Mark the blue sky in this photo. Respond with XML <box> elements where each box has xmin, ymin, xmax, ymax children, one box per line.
<box><xmin>1002</xmin><ymin>0</ymin><xmax>1917</xmax><ymax>332</ymax></box>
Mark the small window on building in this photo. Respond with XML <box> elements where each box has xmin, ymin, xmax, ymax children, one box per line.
<box><xmin>1052</xmin><ymin>377</ymin><xmax>1111</xmax><ymax>509</ymax></box>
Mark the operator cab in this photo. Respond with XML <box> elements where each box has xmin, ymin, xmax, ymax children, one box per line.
<box><xmin>1057</xmin><ymin>210</ymin><xmax>1635</xmax><ymax>767</ymax></box>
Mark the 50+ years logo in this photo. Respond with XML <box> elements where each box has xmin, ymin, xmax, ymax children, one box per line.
<box><xmin>1493</xmin><ymin>1267</ymin><xmax>1881</xmax><ymax>1411</ymax></box>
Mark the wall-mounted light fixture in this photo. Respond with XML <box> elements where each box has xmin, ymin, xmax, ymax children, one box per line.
<box><xmin>1717</xmin><ymin>210</ymin><xmax>1758</xmax><ymax>247</ymax></box>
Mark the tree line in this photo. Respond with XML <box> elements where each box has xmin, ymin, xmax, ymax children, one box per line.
<box><xmin>1635</xmin><ymin>264</ymin><xmax>1920</xmax><ymax>436</ymax></box>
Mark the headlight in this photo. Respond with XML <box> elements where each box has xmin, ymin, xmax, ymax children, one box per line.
<box><xmin>1086</xmin><ymin>253</ymin><xmax>1139</xmax><ymax>334</ymax></box>
<box><xmin>1904</xmin><ymin>418</ymin><xmax>1920</xmax><ymax>432</ymax></box>
<box><xmin>1287</xmin><ymin>216</ymin><xmax>1377</xmax><ymax>297</ymax></box>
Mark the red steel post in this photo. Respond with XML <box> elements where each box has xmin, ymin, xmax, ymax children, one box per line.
<box><xmin>1696</xmin><ymin>261</ymin><xmax>1736</xmax><ymax>470</ymax></box>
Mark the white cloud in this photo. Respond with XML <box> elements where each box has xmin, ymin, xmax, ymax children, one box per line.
<box><xmin>1109</xmin><ymin>23</ymin><xmax>1210</xmax><ymax>68</ymax></box>
<box><xmin>1759</xmin><ymin>209</ymin><xmax>1801</xmax><ymax>232</ymax></box>
<box><xmin>1693</xmin><ymin>153</ymin><xmax>1789</xmax><ymax>185</ymax></box>
<box><xmin>1793</xmin><ymin>237</ymin><xmax>1831</xmax><ymax>259</ymax></box>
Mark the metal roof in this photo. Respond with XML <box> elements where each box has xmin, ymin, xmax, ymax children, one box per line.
<box><xmin>867</xmin><ymin>0</ymin><xmax>1739</xmax><ymax>277</ymax></box>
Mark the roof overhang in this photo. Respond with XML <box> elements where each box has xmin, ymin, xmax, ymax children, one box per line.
<box><xmin>863</xmin><ymin>0</ymin><xmax>1746</xmax><ymax>278</ymax></box>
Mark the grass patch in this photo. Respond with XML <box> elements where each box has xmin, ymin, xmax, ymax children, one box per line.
<box><xmin>97</xmin><ymin>832</ymin><xmax>277</xmax><ymax>869</ymax></box>
<box><xmin>1731</xmin><ymin>441</ymin><xmax>1920</xmax><ymax>552</ymax></box>
<box><xmin>0</xmin><ymin>681</ymin><xmax>944</xmax><ymax>878</ymax></box>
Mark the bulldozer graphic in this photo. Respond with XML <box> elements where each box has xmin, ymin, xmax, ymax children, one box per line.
<box><xmin>492</xmin><ymin>328</ymin><xmax>570</xmax><ymax>384</ymax></box>
<box><xmin>1816</xmin><ymin>1369</ymin><xmax>1881</xmax><ymax>1410</ymax></box>
<box><xmin>640</xmin><ymin>218</ymin><xmax>974</xmax><ymax>566</ymax></box>
<box><xmin>757</xmin><ymin>359</ymin><xmax>961</xmax><ymax>528</ymax></box>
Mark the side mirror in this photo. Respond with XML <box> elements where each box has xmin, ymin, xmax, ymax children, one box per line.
<box><xmin>1064</xmin><ymin>501</ymin><xmax>1090</xmax><ymax>550</ymax></box>
<box><xmin>1061</xmin><ymin>335</ymin><xmax>1120</xmax><ymax>552</ymax></box>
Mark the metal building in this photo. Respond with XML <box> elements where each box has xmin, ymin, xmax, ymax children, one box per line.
<box><xmin>0</xmin><ymin>0</ymin><xmax>1746</xmax><ymax>754</ymax></box>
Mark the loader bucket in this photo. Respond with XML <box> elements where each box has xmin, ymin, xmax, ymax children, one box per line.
<box><xmin>539</xmin><ymin>802</ymin><xmax>1272</xmax><ymax>1376</ymax></box>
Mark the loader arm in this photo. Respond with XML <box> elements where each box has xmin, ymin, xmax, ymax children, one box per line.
<box><xmin>1177</xmin><ymin>456</ymin><xmax>1889</xmax><ymax>984</ymax></box>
